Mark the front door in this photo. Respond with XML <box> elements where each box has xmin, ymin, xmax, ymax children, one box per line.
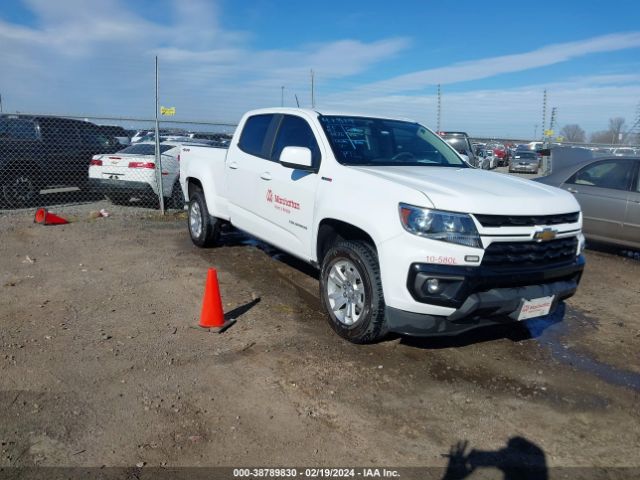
<box><xmin>257</xmin><ymin>114</ymin><xmax>322</xmax><ymax>260</ymax></box>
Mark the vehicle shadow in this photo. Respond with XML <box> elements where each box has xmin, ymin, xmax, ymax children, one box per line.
<box><xmin>586</xmin><ymin>240</ymin><xmax>639</xmax><ymax>260</ymax></box>
<box><xmin>218</xmin><ymin>229</ymin><xmax>320</xmax><ymax>280</ymax></box>
<box><xmin>441</xmin><ymin>436</ymin><xmax>548</xmax><ymax>480</ymax></box>
<box><xmin>397</xmin><ymin>305</ymin><xmax>564</xmax><ymax>350</ymax></box>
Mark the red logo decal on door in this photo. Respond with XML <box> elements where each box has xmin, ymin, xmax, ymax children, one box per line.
<box><xmin>266</xmin><ymin>189</ymin><xmax>273</xmax><ymax>203</ymax></box>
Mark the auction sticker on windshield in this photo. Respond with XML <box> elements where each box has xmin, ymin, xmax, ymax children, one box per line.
<box><xmin>517</xmin><ymin>296</ymin><xmax>555</xmax><ymax>320</ymax></box>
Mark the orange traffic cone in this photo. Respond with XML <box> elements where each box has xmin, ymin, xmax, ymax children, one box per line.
<box><xmin>34</xmin><ymin>208</ymin><xmax>69</xmax><ymax>225</ymax></box>
<box><xmin>199</xmin><ymin>268</ymin><xmax>236</xmax><ymax>332</ymax></box>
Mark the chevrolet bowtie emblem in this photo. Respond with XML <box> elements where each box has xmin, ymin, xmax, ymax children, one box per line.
<box><xmin>533</xmin><ymin>228</ymin><xmax>557</xmax><ymax>242</ymax></box>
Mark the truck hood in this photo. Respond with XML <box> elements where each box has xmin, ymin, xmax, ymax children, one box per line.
<box><xmin>351</xmin><ymin>166</ymin><xmax>579</xmax><ymax>215</ymax></box>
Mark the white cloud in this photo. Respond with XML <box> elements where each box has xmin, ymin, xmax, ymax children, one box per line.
<box><xmin>352</xmin><ymin>32</ymin><xmax>640</xmax><ymax>94</ymax></box>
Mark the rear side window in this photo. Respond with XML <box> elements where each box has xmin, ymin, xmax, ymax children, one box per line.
<box><xmin>569</xmin><ymin>159</ymin><xmax>634</xmax><ymax>191</ymax></box>
<box><xmin>238</xmin><ymin>114</ymin><xmax>274</xmax><ymax>157</ymax></box>
<box><xmin>272</xmin><ymin>115</ymin><xmax>321</xmax><ymax>166</ymax></box>
<box><xmin>0</xmin><ymin>118</ymin><xmax>38</xmax><ymax>140</ymax></box>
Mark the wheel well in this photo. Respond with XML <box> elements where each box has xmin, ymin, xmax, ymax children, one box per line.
<box><xmin>0</xmin><ymin>161</ymin><xmax>41</xmax><ymax>181</ymax></box>
<box><xmin>187</xmin><ymin>178</ymin><xmax>203</xmax><ymax>199</ymax></box>
<box><xmin>317</xmin><ymin>219</ymin><xmax>377</xmax><ymax>263</ymax></box>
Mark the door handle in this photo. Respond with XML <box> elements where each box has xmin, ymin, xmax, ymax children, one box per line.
<box><xmin>260</xmin><ymin>172</ymin><xmax>272</xmax><ymax>181</ymax></box>
<box><xmin>566</xmin><ymin>187</ymin><xmax>578</xmax><ymax>194</ymax></box>
<box><xmin>228</xmin><ymin>161</ymin><xmax>239</xmax><ymax>170</ymax></box>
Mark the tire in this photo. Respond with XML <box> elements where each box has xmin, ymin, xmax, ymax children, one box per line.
<box><xmin>1</xmin><ymin>171</ymin><xmax>39</xmax><ymax>208</ymax></box>
<box><xmin>319</xmin><ymin>240</ymin><xmax>387</xmax><ymax>344</ymax></box>
<box><xmin>188</xmin><ymin>190</ymin><xmax>220</xmax><ymax>247</ymax></box>
<box><xmin>166</xmin><ymin>181</ymin><xmax>185</xmax><ymax>210</ymax></box>
<box><xmin>106</xmin><ymin>193</ymin><xmax>131</xmax><ymax>205</ymax></box>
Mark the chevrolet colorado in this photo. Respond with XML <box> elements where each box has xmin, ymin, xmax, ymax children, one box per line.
<box><xmin>180</xmin><ymin>108</ymin><xmax>585</xmax><ymax>343</ymax></box>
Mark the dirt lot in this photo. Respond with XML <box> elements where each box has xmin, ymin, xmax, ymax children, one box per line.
<box><xmin>1</xmin><ymin>202</ymin><xmax>639</xmax><ymax>477</ymax></box>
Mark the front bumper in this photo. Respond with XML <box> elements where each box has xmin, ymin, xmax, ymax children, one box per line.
<box><xmin>510</xmin><ymin>164</ymin><xmax>538</xmax><ymax>172</ymax></box>
<box><xmin>386</xmin><ymin>255</ymin><xmax>584</xmax><ymax>336</ymax></box>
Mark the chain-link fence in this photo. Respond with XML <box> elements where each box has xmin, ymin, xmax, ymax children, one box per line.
<box><xmin>0</xmin><ymin>113</ymin><xmax>235</xmax><ymax>212</ymax></box>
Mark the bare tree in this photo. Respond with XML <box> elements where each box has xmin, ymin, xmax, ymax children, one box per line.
<box><xmin>590</xmin><ymin>130</ymin><xmax>613</xmax><ymax>144</ymax></box>
<box><xmin>560</xmin><ymin>124</ymin><xmax>586</xmax><ymax>142</ymax></box>
<box><xmin>608</xmin><ymin>117</ymin><xmax>626</xmax><ymax>144</ymax></box>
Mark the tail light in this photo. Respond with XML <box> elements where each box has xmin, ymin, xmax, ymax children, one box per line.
<box><xmin>128</xmin><ymin>161</ymin><xmax>156</xmax><ymax>169</ymax></box>
<box><xmin>90</xmin><ymin>159</ymin><xmax>103</xmax><ymax>166</ymax></box>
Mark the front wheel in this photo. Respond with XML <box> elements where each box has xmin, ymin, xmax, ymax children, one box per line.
<box><xmin>319</xmin><ymin>240</ymin><xmax>387</xmax><ymax>344</ymax></box>
<box><xmin>188</xmin><ymin>190</ymin><xmax>220</xmax><ymax>247</ymax></box>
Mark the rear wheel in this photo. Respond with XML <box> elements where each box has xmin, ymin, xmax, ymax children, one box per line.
<box><xmin>319</xmin><ymin>240</ymin><xmax>387</xmax><ymax>343</ymax></box>
<box><xmin>188</xmin><ymin>190</ymin><xmax>221</xmax><ymax>247</ymax></box>
<box><xmin>1</xmin><ymin>171</ymin><xmax>39</xmax><ymax>208</ymax></box>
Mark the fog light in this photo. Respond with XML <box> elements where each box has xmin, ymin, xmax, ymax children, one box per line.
<box><xmin>426</xmin><ymin>278</ymin><xmax>441</xmax><ymax>294</ymax></box>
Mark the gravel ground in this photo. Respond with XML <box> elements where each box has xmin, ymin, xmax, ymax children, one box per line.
<box><xmin>0</xmin><ymin>200</ymin><xmax>639</xmax><ymax>478</ymax></box>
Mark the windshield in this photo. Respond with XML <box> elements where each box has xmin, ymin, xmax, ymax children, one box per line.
<box><xmin>319</xmin><ymin>115</ymin><xmax>468</xmax><ymax>167</ymax></box>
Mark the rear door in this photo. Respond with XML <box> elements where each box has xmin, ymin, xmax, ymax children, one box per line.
<box><xmin>226</xmin><ymin>114</ymin><xmax>279</xmax><ymax>234</ymax></box>
<box><xmin>38</xmin><ymin>118</ymin><xmax>84</xmax><ymax>187</ymax></box>
<box><xmin>622</xmin><ymin>160</ymin><xmax>640</xmax><ymax>248</ymax></box>
<box><xmin>562</xmin><ymin>159</ymin><xmax>635</xmax><ymax>243</ymax></box>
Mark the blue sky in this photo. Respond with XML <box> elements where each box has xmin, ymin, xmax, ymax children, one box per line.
<box><xmin>1</xmin><ymin>0</ymin><xmax>639</xmax><ymax>138</ymax></box>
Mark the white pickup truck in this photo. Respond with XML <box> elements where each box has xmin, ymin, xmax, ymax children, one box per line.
<box><xmin>180</xmin><ymin>108</ymin><xmax>585</xmax><ymax>343</ymax></box>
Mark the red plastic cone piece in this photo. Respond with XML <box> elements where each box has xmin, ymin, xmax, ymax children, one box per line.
<box><xmin>34</xmin><ymin>208</ymin><xmax>69</xmax><ymax>225</ymax></box>
<box><xmin>199</xmin><ymin>268</ymin><xmax>235</xmax><ymax>332</ymax></box>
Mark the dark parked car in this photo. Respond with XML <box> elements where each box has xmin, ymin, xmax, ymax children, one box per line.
<box><xmin>535</xmin><ymin>156</ymin><xmax>640</xmax><ymax>249</ymax></box>
<box><xmin>97</xmin><ymin>125</ymin><xmax>131</xmax><ymax>146</ymax></box>
<box><xmin>0</xmin><ymin>114</ymin><xmax>120</xmax><ymax>207</ymax></box>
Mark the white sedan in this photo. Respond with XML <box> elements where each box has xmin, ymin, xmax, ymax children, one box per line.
<box><xmin>88</xmin><ymin>141</ymin><xmax>205</xmax><ymax>208</ymax></box>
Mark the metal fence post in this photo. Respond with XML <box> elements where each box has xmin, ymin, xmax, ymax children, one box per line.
<box><xmin>154</xmin><ymin>56</ymin><xmax>165</xmax><ymax>214</ymax></box>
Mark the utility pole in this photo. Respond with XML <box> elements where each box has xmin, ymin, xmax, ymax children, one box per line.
<box><xmin>533</xmin><ymin>124</ymin><xmax>538</xmax><ymax>141</ymax></box>
<box><xmin>437</xmin><ymin>84</ymin><xmax>442</xmax><ymax>132</ymax></box>
<box><xmin>154</xmin><ymin>56</ymin><xmax>165</xmax><ymax>215</ymax></box>
<box><xmin>281</xmin><ymin>86</ymin><xmax>284</xmax><ymax>107</ymax></box>
<box><xmin>295</xmin><ymin>94</ymin><xmax>300</xmax><ymax>108</ymax></box>
<box><xmin>310</xmin><ymin>69</ymin><xmax>316</xmax><ymax>108</ymax></box>
<box><xmin>541</xmin><ymin>90</ymin><xmax>547</xmax><ymax>139</ymax></box>
<box><xmin>549</xmin><ymin>107</ymin><xmax>557</xmax><ymax>135</ymax></box>
<box><xmin>0</xmin><ymin>93</ymin><xmax>3</xmax><ymax>113</ymax></box>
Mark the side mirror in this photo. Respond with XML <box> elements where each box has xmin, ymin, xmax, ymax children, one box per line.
<box><xmin>280</xmin><ymin>146</ymin><xmax>314</xmax><ymax>171</ymax></box>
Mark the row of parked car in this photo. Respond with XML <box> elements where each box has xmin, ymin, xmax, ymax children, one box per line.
<box><xmin>0</xmin><ymin>114</ymin><xmax>231</xmax><ymax>208</ymax></box>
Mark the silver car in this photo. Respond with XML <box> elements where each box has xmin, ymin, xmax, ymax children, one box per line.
<box><xmin>535</xmin><ymin>157</ymin><xmax>640</xmax><ymax>249</ymax></box>
<box><xmin>509</xmin><ymin>151</ymin><xmax>539</xmax><ymax>174</ymax></box>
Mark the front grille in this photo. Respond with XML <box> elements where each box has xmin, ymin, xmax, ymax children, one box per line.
<box><xmin>482</xmin><ymin>237</ymin><xmax>578</xmax><ymax>267</ymax></box>
<box><xmin>474</xmin><ymin>212</ymin><xmax>579</xmax><ymax>227</ymax></box>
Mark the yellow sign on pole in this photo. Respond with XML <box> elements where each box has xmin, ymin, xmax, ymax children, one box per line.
<box><xmin>555</xmin><ymin>136</ymin><xmax>564</xmax><ymax>142</ymax></box>
<box><xmin>160</xmin><ymin>106</ymin><xmax>176</xmax><ymax>116</ymax></box>
<box><xmin>544</xmin><ymin>129</ymin><xmax>554</xmax><ymax>137</ymax></box>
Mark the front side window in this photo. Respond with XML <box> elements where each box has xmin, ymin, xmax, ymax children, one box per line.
<box><xmin>272</xmin><ymin>115</ymin><xmax>321</xmax><ymax>166</ymax></box>
<box><xmin>319</xmin><ymin>115</ymin><xmax>467</xmax><ymax>167</ymax></box>
<box><xmin>569</xmin><ymin>159</ymin><xmax>634</xmax><ymax>191</ymax></box>
<box><xmin>238</xmin><ymin>114</ymin><xmax>274</xmax><ymax>158</ymax></box>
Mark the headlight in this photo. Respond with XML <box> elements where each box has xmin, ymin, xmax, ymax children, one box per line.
<box><xmin>399</xmin><ymin>203</ymin><xmax>482</xmax><ymax>248</ymax></box>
